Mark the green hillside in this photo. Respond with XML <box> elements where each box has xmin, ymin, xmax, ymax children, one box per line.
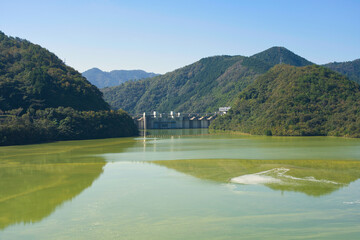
<box><xmin>103</xmin><ymin>47</ymin><xmax>313</xmax><ymax>114</ymax></box>
<box><xmin>102</xmin><ymin>79</ymin><xmax>150</xmax><ymax>113</ymax></box>
<box><xmin>323</xmin><ymin>59</ymin><xmax>360</xmax><ymax>84</ymax></box>
<box><xmin>0</xmin><ymin>31</ymin><xmax>137</xmax><ymax>145</ymax></box>
<box><xmin>0</xmin><ymin>31</ymin><xmax>109</xmax><ymax>111</ymax></box>
<box><xmin>210</xmin><ymin>65</ymin><xmax>360</xmax><ymax>137</ymax></box>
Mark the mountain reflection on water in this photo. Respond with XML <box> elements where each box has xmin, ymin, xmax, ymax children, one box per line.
<box><xmin>152</xmin><ymin>159</ymin><xmax>360</xmax><ymax>196</ymax></box>
<box><xmin>0</xmin><ymin>138</ymin><xmax>136</xmax><ymax>230</ymax></box>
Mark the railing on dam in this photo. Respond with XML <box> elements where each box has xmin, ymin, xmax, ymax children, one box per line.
<box><xmin>133</xmin><ymin>111</ymin><xmax>218</xmax><ymax>129</ymax></box>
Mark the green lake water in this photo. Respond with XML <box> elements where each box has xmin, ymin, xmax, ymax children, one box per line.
<box><xmin>1</xmin><ymin>129</ymin><xmax>360</xmax><ymax>239</ymax></box>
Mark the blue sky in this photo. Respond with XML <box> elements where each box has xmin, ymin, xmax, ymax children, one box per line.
<box><xmin>1</xmin><ymin>0</ymin><xmax>359</xmax><ymax>73</ymax></box>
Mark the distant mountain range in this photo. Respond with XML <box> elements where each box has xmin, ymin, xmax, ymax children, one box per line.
<box><xmin>102</xmin><ymin>47</ymin><xmax>314</xmax><ymax>114</ymax></box>
<box><xmin>82</xmin><ymin>68</ymin><xmax>159</xmax><ymax>88</ymax></box>
<box><xmin>2</xmin><ymin>28</ymin><xmax>359</xmax><ymax>139</ymax></box>
<box><xmin>102</xmin><ymin>47</ymin><xmax>360</xmax><ymax>115</ymax></box>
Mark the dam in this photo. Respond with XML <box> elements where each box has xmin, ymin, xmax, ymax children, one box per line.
<box><xmin>133</xmin><ymin>111</ymin><xmax>218</xmax><ymax>129</ymax></box>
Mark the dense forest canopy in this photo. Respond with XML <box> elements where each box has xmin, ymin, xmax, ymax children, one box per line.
<box><xmin>0</xmin><ymin>31</ymin><xmax>137</xmax><ymax>145</ymax></box>
<box><xmin>210</xmin><ymin>65</ymin><xmax>360</xmax><ymax>137</ymax></box>
<box><xmin>0</xmin><ymin>31</ymin><xmax>109</xmax><ymax>111</ymax></box>
<box><xmin>0</xmin><ymin>107</ymin><xmax>137</xmax><ymax>146</ymax></box>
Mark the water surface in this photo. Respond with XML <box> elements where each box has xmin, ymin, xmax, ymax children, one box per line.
<box><xmin>1</xmin><ymin>130</ymin><xmax>360</xmax><ymax>239</ymax></box>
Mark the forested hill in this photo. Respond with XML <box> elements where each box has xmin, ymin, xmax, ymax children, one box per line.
<box><xmin>82</xmin><ymin>68</ymin><xmax>159</xmax><ymax>88</ymax></box>
<box><xmin>103</xmin><ymin>47</ymin><xmax>313</xmax><ymax>114</ymax></box>
<box><xmin>210</xmin><ymin>65</ymin><xmax>360</xmax><ymax>137</ymax></box>
<box><xmin>0</xmin><ymin>31</ymin><xmax>137</xmax><ymax>146</ymax></box>
<box><xmin>323</xmin><ymin>59</ymin><xmax>360</xmax><ymax>84</ymax></box>
<box><xmin>0</xmin><ymin>31</ymin><xmax>109</xmax><ymax>111</ymax></box>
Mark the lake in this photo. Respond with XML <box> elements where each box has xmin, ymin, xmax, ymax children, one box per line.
<box><xmin>1</xmin><ymin>129</ymin><xmax>360</xmax><ymax>239</ymax></box>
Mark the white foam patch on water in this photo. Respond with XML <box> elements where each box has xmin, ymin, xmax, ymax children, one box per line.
<box><xmin>343</xmin><ymin>200</ymin><xmax>360</xmax><ymax>205</ymax></box>
<box><xmin>230</xmin><ymin>168</ymin><xmax>339</xmax><ymax>185</ymax></box>
<box><xmin>231</xmin><ymin>174</ymin><xmax>281</xmax><ymax>185</ymax></box>
<box><xmin>278</xmin><ymin>171</ymin><xmax>339</xmax><ymax>185</ymax></box>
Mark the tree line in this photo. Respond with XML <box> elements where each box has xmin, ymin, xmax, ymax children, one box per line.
<box><xmin>0</xmin><ymin>107</ymin><xmax>138</xmax><ymax>146</ymax></box>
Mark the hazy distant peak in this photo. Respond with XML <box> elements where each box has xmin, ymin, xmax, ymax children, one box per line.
<box><xmin>82</xmin><ymin>68</ymin><xmax>160</xmax><ymax>88</ymax></box>
<box><xmin>84</xmin><ymin>67</ymin><xmax>103</xmax><ymax>73</ymax></box>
